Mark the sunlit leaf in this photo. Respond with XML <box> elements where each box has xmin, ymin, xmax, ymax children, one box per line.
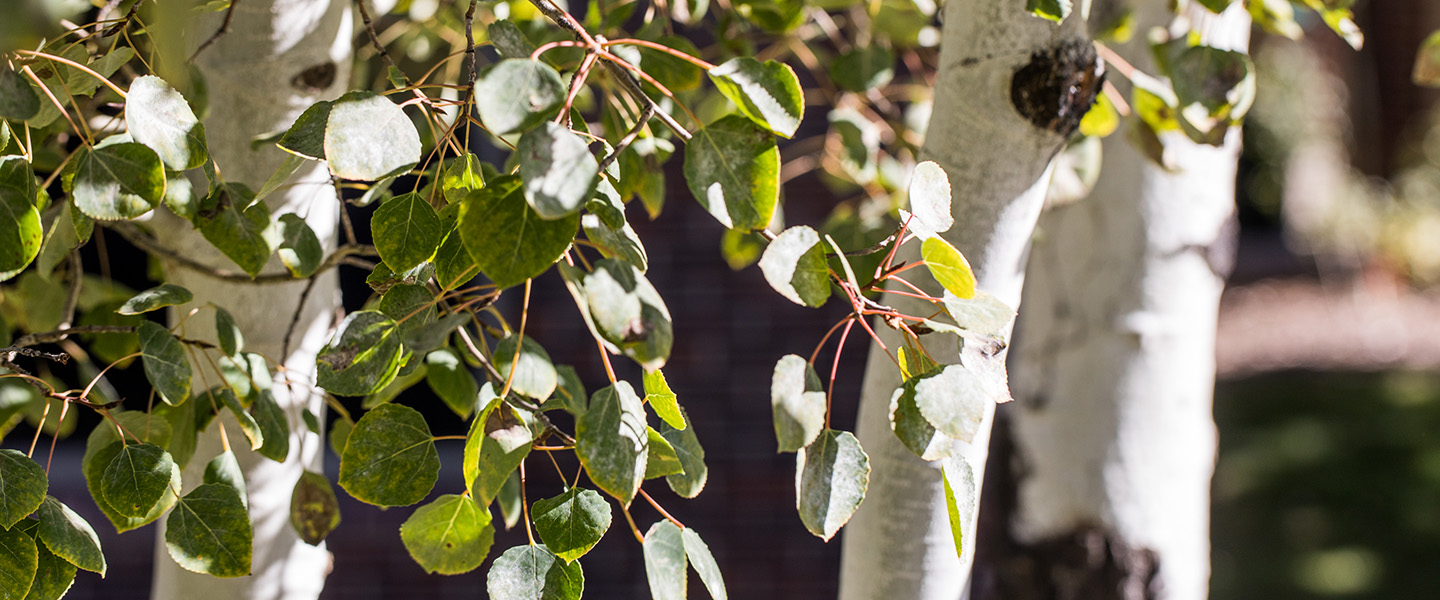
<box><xmin>519</xmin><ymin>122</ymin><xmax>599</xmax><ymax>219</ymax></box>
<box><xmin>683</xmin><ymin>115</ymin><xmax>779</xmax><ymax>231</ymax></box>
<box><xmin>338</xmin><ymin>403</ymin><xmax>439</xmax><ymax>507</ymax></box>
<box><xmin>642</xmin><ymin>369</ymin><xmax>685</xmax><ymax>430</ymax></box>
<box><xmin>682</xmin><ymin>527</ymin><xmax>727</xmax><ymax>600</ymax></box>
<box><xmin>494</xmin><ymin>334</ymin><xmax>558</xmax><ymax>401</ymax></box>
<box><xmin>400</xmin><ymin>494</ymin><xmax>494</xmax><ymax>575</ymax></box>
<box><xmin>323</xmin><ymin>91</ymin><xmax>421</xmax><ymax>180</ymax></box>
<box><xmin>576</xmin><ymin>382</ymin><xmax>648</xmax><ymax>506</ymax></box>
<box><xmin>164</xmin><ymin>483</ymin><xmax>251</xmax><ymax>577</ymax></box>
<box><xmin>277</xmin><ymin>214</ymin><xmax>323</xmax><ymax>278</ymax></box>
<box><xmin>758</xmin><ymin>226</ymin><xmax>831</xmax><ymax>307</ymax></box>
<box><xmin>643</xmin><ymin>521</ymin><xmax>686</xmax><ymax>600</ymax></box>
<box><xmin>463</xmin><ymin>393</ymin><xmax>534</xmax><ymax>504</ymax></box>
<box><xmin>66</xmin><ymin>144</ymin><xmax>165</xmax><ymax>220</ymax></box>
<box><xmin>474</xmin><ymin>59</ymin><xmax>566</xmax><ymax>135</ymax></box>
<box><xmin>486</xmin><ymin>544</ymin><xmax>584</xmax><ymax>600</ymax></box>
<box><xmin>771</xmin><ymin>355</ymin><xmax>826</xmax><ymax>453</ymax></box>
<box><xmin>582</xmin><ymin>259</ymin><xmax>673</xmax><ymax>371</ymax></box>
<box><xmin>795</xmin><ymin>429</ymin><xmax>869</xmax><ymax>541</ymax></box>
<box><xmin>921</xmin><ymin>237</ymin><xmax>976</xmax><ymax>300</ymax></box>
<box><xmin>533</xmin><ymin>487</ymin><xmax>611</xmax><ymax>562</ymax></box>
<box><xmin>118</xmin><ymin>284</ymin><xmax>192</xmax><ymax>315</ymax></box>
<box><xmin>316</xmin><ymin>310</ymin><xmax>404</xmax><ymax>397</ymax></box>
<box><xmin>126</xmin><ymin>75</ymin><xmax>209</xmax><ymax>170</ymax></box>
<box><xmin>940</xmin><ymin>457</ymin><xmax>977</xmax><ymax>558</ymax></box>
<box><xmin>708</xmin><ymin>57</ymin><xmax>804</xmax><ymax>138</ymax></box>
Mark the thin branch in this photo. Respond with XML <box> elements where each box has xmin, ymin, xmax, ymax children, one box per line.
<box><xmin>463</xmin><ymin>0</ymin><xmax>480</xmax><ymax>88</ymax></box>
<box><xmin>58</xmin><ymin>251</ymin><xmax>83</xmax><ymax>329</ymax></box>
<box><xmin>190</xmin><ymin>0</ymin><xmax>240</xmax><ymax>62</ymax></box>
<box><xmin>281</xmin><ymin>276</ymin><xmax>320</xmax><ymax>360</ymax></box>
<box><xmin>110</xmin><ymin>223</ymin><xmax>375</xmax><ymax>283</ymax></box>
<box><xmin>12</xmin><ymin>325</ymin><xmax>135</xmax><ymax>348</ymax></box>
<box><xmin>597</xmin><ymin>102</ymin><xmax>654</xmax><ymax>173</ymax></box>
<box><xmin>355</xmin><ymin>0</ymin><xmax>403</xmax><ymax>76</ymax></box>
<box><xmin>0</xmin><ymin>347</ymin><xmax>71</xmax><ymax>364</ymax></box>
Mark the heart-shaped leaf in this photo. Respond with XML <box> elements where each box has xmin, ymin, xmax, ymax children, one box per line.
<box><xmin>400</xmin><ymin>494</ymin><xmax>494</xmax><ymax>575</ymax></box>
<box><xmin>770</xmin><ymin>355</ymin><xmax>826</xmax><ymax>453</ymax></box>
<box><xmin>708</xmin><ymin>57</ymin><xmax>804</xmax><ymax>138</ymax></box>
<box><xmin>683</xmin><ymin>115</ymin><xmax>778</xmax><ymax>231</ymax></box>
<box><xmin>323</xmin><ymin>91</ymin><xmax>421</xmax><ymax>180</ymax></box>
<box><xmin>338</xmin><ymin>403</ymin><xmax>439</xmax><ymax>507</ymax></box>
<box><xmin>125</xmin><ymin>75</ymin><xmax>208</xmax><ymax>170</ymax></box>
<box><xmin>795</xmin><ymin>429</ymin><xmax>869</xmax><ymax>541</ymax></box>
<box><xmin>759</xmin><ymin>226</ymin><xmax>831</xmax><ymax>307</ymax></box>
<box><xmin>474</xmin><ymin>59</ymin><xmax>566</xmax><ymax>135</ymax></box>
<box><xmin>519</xmin><ymin>122</ymin><xmax>599</xmax><ymax>219</ymax></box>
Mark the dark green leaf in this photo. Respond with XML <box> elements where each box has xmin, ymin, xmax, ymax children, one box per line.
<box><xmin>316</xmin><ymin>310</ymin><xmax>404</xmax><ymax>397</ymax></box>
<box><xmin>276</xmin><ymin>214</ymin><xmax>323</xmax><ymax>278</ymax></box>
<box><xmin>378</xmin><ymin>282</ymin><xmax>437</xmax><ymax>339</ymax></box>
<box><xmin>758</xmin><ymin>226</ymin><xmax>830</xmax><ymax>307</ymax></box>
<box><xmin>425</xmin><ymin>349</ymin><xmax>478</xmax><ymax>418</ymax></box>
<box><xmin>519</xmin><ymin>123</ymin><xmax>599</xmax><ymax>219</ymax></box>
<box><xmin>138</xmin><ymin>321</ymin><xmax>191</xmax><ymax>406</ymax></box>
<box><xmin>552</xmin><ymin>365</ymin><xmax>588</xmax><ymax>416</ymax></box>
<box><xmin>324</xmin><ymin>91</ymin><xmax>421</xmax><ymax>180</ymax></box>
<box><xmin>0</xmin><ymin>68</ymin><xmax>39</xmax><ymax>121</ymax></box>
<box><xmin>459</xmin><ymin>177</ymin><xmax>578</xmax><ymax>289</ymax></box>
<box><xmin>401</xmin><ymin>312</ymin><xmax>469</xmax><ymax>354</ymax></box>
<box><xmin>0</xmin><ymin>451</ymin><xmax>45</xmax><ymax>529</ymax></box>
<box><xmin>164</xmin><ymin>483</ymin><xmax>251</xmax><ymax>577</ymax></box>
<box><xmin>197</xmin><ymin>185</ymin><xmax>279</xmax><ymax>277</ymax></box>
<box><xmin>682</xmin><ymin>527</ymin><xmax>727</xmax><ymax>600</ymax></box>
<box><xmin>770</xmin><ymin>355</ymin><xmax>825</xmax><ymax>453</ymax></box>
<box><xmin>1170</xmin><ymin>46</ymin><xmax>1255</xmax><ymax>145</ymax></box>
<box><xmin>474</xmin><ymin>60</ymin><xmax>566</xmax><ymax>135</ymax></box>
<box><xmin>125</xmin><ymin>75</ymin><xmax>208</xmax><ymax>170</ymax></box>
<box><xmin>372</xmin><ymin>193</ymin><xmax>442</xmax><ymax>273</ymax></box>
<box><xmin>117</xmin><ymin>284</ymin><xmax>192</xmax><ymax>315</ymax></box>
<box><xmin>576</xmin><ymin>382</ymin><xmax>648</xmax><ymax>506</ymax></box>
<box><xmin>533</xmin><ymin>487</ymin><xmax>612</xmax><ymax>562</ymax></box>
<box><xmin>277</xmin><ymin>100</ymin><xmax>333</xmax><ymax>160</ymax></box>
<box><xmin>642</xmin><ymin>521</ymin><xmax>686</xmax><ymax>600</ymax></box>
<box><xmin>659</xmin><ymin>408</ymin><xmax>706</xmax><ymax>498</ymax></box>
<box><xmin>433</xmin><ymin>226</ymin><xmax>479</xmax><ymax>290</ymax></box>
<box><xmin>644</xmin><ymin>428</ymin><xmax>684</xmax><ymax>479</ymax></box>
<box><xmin>35</xmin><ymin>496</ymin><xmax>103</xmax><ymax>575</ymax></box>
<box><xmin>338</xmin><ymin>403</ymin><xmax>438</xmax><ymax>507</ymax></box>
<box><xmin>0</xmin><ymin>161</ymin><xmax>41</xmax><ymax>274</ymax></box>
<box><xmin>832</xmin><ymin>46</ymin><xmax>895</xmax><ymax>93</ymax></box>
<box><xmin>888</xmin><ymin>371</ymin><xmax>952</xmax><ymax>461</ymax></box>
<box><xmin>0</xmin><ymin>524</ymin><xmax>37</xmax><ymax>600</ymax></box>
<box><xmin>494</xmin><ymin>335</ymin><xmax>558</xmax><ymax>401</ymax></box>
<box><xmin>582</xmin><ymin>214</ymin><xmax>648</xmax><ymax>272</ymax></box>
<box><xmin>66</xmin><ymin>144</ymin><xmax>165</xmax><ymax>220</ymax></box>
<box><xmin>642</xmin><ymin>369</ymin><xmax>685</xmax><ymax>430</ymax></box>
<box><xmin>921</xmin><ymin>237</ymin><xmax>976</xmax><ymax>300</ymax></box>
<box><xmin>22</xmin><ymin>523</ymin><xmax>74</xmax><ymax>600</ymax></box>
<box><xmin>487</xmin><ymin>21</ymin><xmax>536</xmax><ymax>59</ymax></box>
<box><xmin>203</xmin><ymin>450</ymin><xmax>247</xmax><ymax>508</ymax></box>
<box><xmin>796</xmin><ymin>429</ymin><xmax>869</xmax><ymax>540</ymax></box>
<box><xmin>497</xmin><ymin>470</ymin><xmax>523</xmax><ymax>530</ymax></box>
<box><xmin>100</xmin><ymin>443</ymin><xmax>175</xmax><ymax>518</ymax></box>
<box><xmin>708</xmin><ymin>57</ymin><xmax>803</xmax><ymax>138</ymax></box>
<box><xmin>464</xmin><ymin>393</ymin><xmax>534</xmax><ymax>504</ymax></box>
<box><xmin>487</xmin><ymin>544</ymin><xmax>584</xmax><ymax>600</ymax></box>
<box><xmin>400</xmin><ymin>494</ymin><xmax>494</xmax><ymax>575</ymax></box>
<box><xmin>582</xmin><ymin>259</ymin><xmax>673</xmax><ymax>371</ymax></box>
<box><xmin>215</xmin><ymin>381</ymin><xmax>264</xmax><ymax>450</ymax></box>
<box><xmin>683</xmin><ymin>115</ymin><xmax>779</xmax><ymax>231</ymax></box>
<box><xmin>1025</xmin><ymin>0</ymin><xmax>1071</xmax><ymax>22</ymax></box>
<box><xmin>251</xmin><ymin>390</ymin><xmax>290</xmax><ymax>462</ymax></box>
<box><xmin>212</xmin><ymin>305</ymin><xmax>243</xmax><ymax>356</ymax></box>
<box><xmin>290</xmin><ymin>471</ymin><xmax>341</xmax><ymax>546</ymax></box>
<box><xmin>941</xmin><ymin>457</ymin><xmax>977</xmax><ymax>559</ymax></box>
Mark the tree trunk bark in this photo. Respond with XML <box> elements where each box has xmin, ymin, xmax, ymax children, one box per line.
<box><xmin>150</xmin><ymin>2</ymin><xmax>351</xmax><ymax>599</ymax></box>
<box><xmin>837</xmin><ymin>3</ymin><xmax>1095</xmax><ymax>599</ymax></box>
<box><xmin>978</xmin><ymin>5</ymin><xmax>1250</xmax><ymax>600</ymax></box>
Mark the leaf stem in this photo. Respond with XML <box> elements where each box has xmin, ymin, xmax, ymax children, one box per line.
<box><xmin>16</xmin><ymin>50</ymin><xmax>129</xmax><ymax>99</ymax></box>
<box><xmin>602</xmin><ymin>39</ymin><xmax>717</xmax><ymax>70</ymax></box>
<box><xmin>638</xmin><ymin>488</ymin><xmax>684</xmax><ymax>528</ymax></box>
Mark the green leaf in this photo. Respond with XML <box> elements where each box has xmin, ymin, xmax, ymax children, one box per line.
<box><xmin>907</xmin><ymin>160</ymin><xmax>953</xmax><ymax>236</ymax></box>
<box><xmin>642</xmin><ymin>521</ymin><xmax>686</xmax><ymax>600</ymax></box>
<box><xmin>66</xmin><ymin>143</ymin><xmax>165</xmax><ymax>220</ymax></box>
<box><xmin>402</xmin><ymin>312</ymin><xmax>468</xmax><ymax>355</ymax></box>
<box><xmin>0</xmin><ymin>68</ymin><xmax>39</xmax><ymax>121</ymax></box>
<box><xmin>909</xmin><ymin>364</ymin><xmax>994</xmax><ymax>443</ymax></box>
<box><xmin>1416</xmin><ymin>30</ymin><xmax>1440</xmax><ymax>87</ymax></box>
<box><xmin>1079</xmin><ymin>91</ymin><xmax>1120</xmax><ymax>138</ymax></box>
<box><xmin>329</xmin><ymin>419</ymin><xmax>352</xmax><ymax>458</ymax></box>
<box><xmin>203</xmin><ymin>450</ymin><xmax>247</xmax><ymax>508</ymax></box>
<box><xmin>35</xmin><ymin>496</ymin><xmax>103</xmax><ymax>575</ymax></box>
<box><xmin>442</xmin><ymin>153</ymin><xmax>486</xmax><ymax>203</ymax></box>
<box><xmin>758</xmin><ymin>226</ymin><xmax>831</xmax><ymax>307</ymax></box>
<box><xmin>576</xmin><ymin>382</ymin><xmax>648</xmax><ymax>506</ymax></box>
<box><xmin>164</xmin><ymin>483</ymin><xmax>252</xmax><ymax>577</ymax></box>
<box><xmin>372</xmin><ymin>193</ymin><xmax>442</xmax><ymax>273</ymax></box>
<box><xmin>644</xmin><ymin>427</ymin><xmax>684</xmax><ymax>479</ymax></box>
<box><xmin>770</xmin><ymin>355</ymin><xmax>826</xmax><ymax>453</ymax></box>
<box><xmin>276</xmin><ymin>214</ymin><xmax>323</xmax><ymax>278</ymax></box>
<box><xmin>117</xmin><ymin>283</ymin><xmax>192</xmax><ymax>315</ymax></box>
<box><xmin>125</xmin><ymin>75</ymin><xmax>208</xmax><ymax>170</ymax></box>
<box><xmin>494</xmin><ymin>335</ymin><xmax>558</xmax><ymax>401</ymax></box>
<box><xmin>659</xmin><ymin>408</ymin><xmax>707</xmax><ymax>498</ymax></box>
<box><xmin>888</xmin><ymin>370</ymin><xmax>952</xmax><ymax>461</ymax></box>
<box><xmin>425</xmin><ymin>350</ymin><xmax>478</xmax><ymax>418</ymax></box>
<box><xmin>487</xmin><ymin>20</ymin><xmax>536</xmax><ymax>59</ymax></box>
<box><xmin>1170</xmin><ymin>46</ymin><xmax>1255</xmax><ymax>145</ymax></box>
<box><xmin>323</xmin><ymin>91</ymin><xmax>421</xmax><ymax>180</ymax></box>
<box><xmin>138</xmin><ymin>321</ymin><xmax>192</xmax><ymax>406</ymax></box>
<box><xmin>0</xmin><ymin>524</ymin><xmax>37</xmax><ymax>600</ymax></box>
<box><xmin>1025</xmin><ymin>0</ymin><xmax>1071</xmax><ymax>22</ymax></box>
<box><xmin>939</xmin><ymin>290</ymin><xmax>1015</xmax><ymax>337</ymax></box>
<box><xmin>642</xmin><ymin>369</ymin><xmax>685</xmax><ymax>430</ymax></box>
<box><xmin>277</xmin><ymin>100</ymin><xmax>333</xmax><ymax>160</ymax></box>
<box><xmin>459</xmin><ymin>176</ymin><xmax>579</xmax><ymax>289</ymax></box>
<box><xmin>832</xmin><ymin>46</ymin><xmax>895</xmax><ymax>93</ymax></box>
<box><xmin>681</xmin><ymin>527</ymin><xmax>727</xmax><ymax>600</ymax></box>
<box><xmin>474</xmin><ymin>59</ymin><xmax>567</xmax><ymax>135</ymax></box>
<box><xmin>940</xmin><ymin>457</ymin><xmax>977</xmax><ymax>559</ymax></box>
<box><xmin>251</xmin><ymin>153</ymin><xmax>305</xmax><ymax>208</ymax></box>
<box><xmin>100</xmin><ymin>443</ymin><xmax>175</xmax><ymax>518</ymax></box>
<box><xmin>552</xmin><ymin>365</ymin><xmax>588</xmax><ymax>417</ymax></box>
<box><xmin>533</xmin><ymin>487</ymin><xmax>612</xmax><ymax>562</ymax></box>
<box><xmin>796</xmin><ymin>429</ymin><xmax>869</xmax><ymax>541</ymax></box>
<box><xmin>497</xmin><ymin>470</ymin><xmax>523</xmax><ymax>530</ymax></box>
<box><xmin>582</xmin><ymin>213</ymin><xmax>648</xmax><ymax>272</ymax></box>
<box><xmin>215</xmin><ymin>383</ymin><xmax>264</xmax><ymax>451</ymax></box>
<box><xmin>0</xmin><ymin>163</ymin><xmax>41</xmax><ymax>274</ymax></box>
<box><xmin>22</xmin><ymin>522</ymin><xmax>74</xmax><ymax>600</ymax></box>
<box><xmin>290</xmin><ymin>471</ymin><xmax>341</xmax><ymax>546</ymax></box>
<box><xmin>921</xmin><ymin>237</ymin><xmax>976</xmax><ymax>300</ymax></box>
<box><xmin>519</xmin><ymin>122</ymin><xmax>600</xmax><ymax>219</ymax></box>
<box><xmin>487</xmin><ymin>544</ymin><xmax>584</xmax><ymax>600</ymax></box>
<box><xmin>400</xmin><ymin>494</ymin><xmax>494</xmax><ymax>575</ymax></box>
<box><xmin>378</xmin><ymin>283</ymin><xmax>437</xmax><ymax>341</ymax></box>
<box><xmin>251</xmin><ymin>390</ymin><xmax>290</xmax><ymax>462</ymax></box>
<box><xmin>707</xmin><ymin>58</ymin><xmax>804</xmax><ymax>138</ymax></box>
<box><xmin>338</xmin><ymin>403</ymin><xmax>439</xmax><ymax>507</ymax></box>
<box><xmin>683</xmin><ymin>115</ymin><xmax>779</xmax><ymax>231</ymax></box>
<box><xmin>316</xmin><ymin>310</ymin><xmax>405</xmax><ymax>397</ymax></box>
<box><xmin>463</xmin><ymin>394</ymin><xmax>534</xmax><ymax>504</ymax></box>
<box><xmin>582</xmin><ymin>259</ymin><xmax>673</xmax><ymax>371</ymax></box>
<box><xmin>0</xmin><ymin>451</ymin><xmax>45</xmax><ymax>529</ymax></box>
<box><xmin>197</xmin><ymin>185</ymin><xmax>279</xmax><ymax>277</ymax></box>
<box><xmin>828</xmin><ymin>107</ymin><xmax>879</xmax><ymax>183</ymax></box>
<box><xmin>433</xmin><ymin>229</ymin><xmax>480</xmax><ymax>291</ymax></box>
<box><xmin>82</xmin><ymin>414</ymin><xmax>178</xmax><ymax>532</ymax></box>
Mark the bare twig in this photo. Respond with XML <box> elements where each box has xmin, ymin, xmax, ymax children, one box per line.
<box><xmin>597</xmin><ymin>102</ymin><xmax>654</xmax><ymax>173</ymax></box>
<box><xmin>355</xmin><ymin>0</ymin><xmax>402</xmax><ymax>75</ymax></box>
<box><xmin>463</xmin><ymin>0</ymin><xmax>480</xmax><ymax>89</ymax></box>
<box><xmin>12</xmin><ymin>325</ymin><xmax>135</xmax><ymax>348</ymax></box>
<box><xmin>0</xmin><ymin>347</ymin><xmax>71</xmax><ymax>364</ymax></box>
<box><xmin>58</xmin><ymin>251</ymin><xmax>83</xmax><ymax>329</ymax></box>
<box><xmin>190</xmin><ymin>0</ymin><xmax>240</xmax><ymax>62</ymax></box>
<box><xmin>281</xmin><ymin>276</ymin><xmax>320</xmax><ymax>360</ymax></box>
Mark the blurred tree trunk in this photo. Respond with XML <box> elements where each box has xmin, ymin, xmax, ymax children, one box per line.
<box><xmin>837</xmin><ymin>2</ymin><xmax>1096</xmax><ymax>599</ymax></box>
<box><xmin>149</xmin><ymin>1</ymin><xmax>351</xmax><ymax>599</ymax></box>
<box><xmin>976</xmin><ymin>4</ymin><xmax>1250</xmax><ymax>600</ymax></box>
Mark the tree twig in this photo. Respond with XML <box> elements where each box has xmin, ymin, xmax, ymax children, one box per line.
<box><xmin>109</xmin><ymin>223</ymin><xmax>376</xmax><ymax>283</ymax></box>
<box><xmin>190</xmin><ymin>0</ymin><xmax>240</xmax><ymax>62</ymax></box>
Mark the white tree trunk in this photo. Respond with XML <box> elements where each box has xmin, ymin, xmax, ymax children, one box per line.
<box><xmin>150</xmin><ymin>2</ymin><xmax>351</xmax><ymax>599</ymax></box>
<box><xmin>837</xmin><ymin>2</ymin><xmax>1093</xmax><ymax>598</ymax></box>
<box><xmin>999</xmin><ymin>5</ymin><xmax>1250</xmax><ymax>599</ymax></box>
